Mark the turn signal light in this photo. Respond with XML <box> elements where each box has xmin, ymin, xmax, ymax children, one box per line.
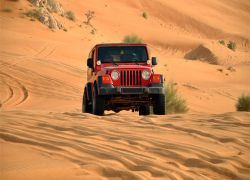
<box><xmin>151</xmin><ymin>74</ymin><xmax>161</xmax><ymax>83</ymax></box>
<box><xmin>102</xmin><ymin>75</ymin><xmax>112</xmax><ymax>84</ymax></box>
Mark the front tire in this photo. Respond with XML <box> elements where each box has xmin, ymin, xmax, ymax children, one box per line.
<box><xmin>92</xmin><ymin>85</ymin><xmax>105</xmax><ymax>115</ymax></box>
<box><xmin>82</xmin><ymin>89</ymin><xmax>92</xmax><ymax>113</ymax></box>
<box><xmin>139</xmin><ymin>105</ymin><xmax>150</xmax><ymax>116</ymax></box>
<box><xmin>153</xmin><ymin>94</ymin><xmax>166</xmax><ymax>115</ymax></box>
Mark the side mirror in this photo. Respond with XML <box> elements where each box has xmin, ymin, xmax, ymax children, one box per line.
<box><xmin>87</xmin><ymin>58</ymin><xmax>93</xmax><ymax>68</ymax></box>
<box><xmin>152</xmin><ymin>57</ymin><xmax>157</xmax><ymax>66</ymax></box>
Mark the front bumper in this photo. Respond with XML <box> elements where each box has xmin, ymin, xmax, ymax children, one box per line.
<box><xmin>98</xmin><ymin>85</ymin><xmax>164</xmax><ymax>95</ymax></box>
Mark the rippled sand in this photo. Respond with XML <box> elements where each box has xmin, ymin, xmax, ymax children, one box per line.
<box><xmin>1</xmin><ymin>111</ymin><xmax>250</xmax><ymax>179</ymax></box>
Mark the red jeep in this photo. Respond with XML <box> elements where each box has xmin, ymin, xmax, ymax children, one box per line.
<box><xmin>82</xmin><ymin>43</ymin><xmax>166</xmax><ymax>115</ymax></box>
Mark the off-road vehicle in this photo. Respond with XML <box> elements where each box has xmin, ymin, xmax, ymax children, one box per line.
<box><xmin>82</xmin><ymin>43</ymin><xmax>165</xmax><ymax>115</ymax></box>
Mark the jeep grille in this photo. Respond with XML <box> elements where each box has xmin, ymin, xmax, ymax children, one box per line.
<box><xmin>120</xmin><ymin>70</ymin><xmax>142</xmax><ymax>86</ymax></box>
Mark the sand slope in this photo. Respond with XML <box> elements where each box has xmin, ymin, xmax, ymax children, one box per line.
<box><xmin>1</xmin><ymin>0</ymin><xmax>250</xmax><ymax>179</ymax></box>
<box><xmin>1</xmin><ymin>110</ymin><xmax>250</xmax><ymax>179</ymax></box>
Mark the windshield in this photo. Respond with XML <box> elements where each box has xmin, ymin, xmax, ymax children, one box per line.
<box><xmin>97</xmin><ymin>46</ymin><xmax>148</xmax><ymax>63</ymax></box>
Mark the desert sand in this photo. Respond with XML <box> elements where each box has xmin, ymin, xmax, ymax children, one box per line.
<box><xmin>0</xmin><ymin>0</ymin><xmax>250</xmax><ymax>179</ymax></box>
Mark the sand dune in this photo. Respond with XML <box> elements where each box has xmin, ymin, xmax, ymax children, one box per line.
<box><xmin>1</xmin><ymin>0</ymin><xmax>250</xmax><ymax>179</ymax></box>
<box><xmin>1</xmin><ymin>111</ymin><xmax>250</xmax><ymax>179</ymax></box>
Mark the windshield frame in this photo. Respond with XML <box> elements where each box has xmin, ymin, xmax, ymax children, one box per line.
<box><xmin>97</xmin><ymin>45</ymin><xmax>149</xmax><ymax>64</ymax></box>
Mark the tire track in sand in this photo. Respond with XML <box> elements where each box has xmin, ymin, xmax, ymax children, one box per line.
<box><xmin>0</xmin><ymin>78</ymin><xmax>14</xmax><ymax>104</ymax></box>
<box><xmin>0</xmin><ymin>45</ymin><xmax>83</xmax><ymax>109</ymax></box>
<box><xmin>0</xmin><ymin>72</ymin><xmax>29</xmax><ymax>107</ymax></box>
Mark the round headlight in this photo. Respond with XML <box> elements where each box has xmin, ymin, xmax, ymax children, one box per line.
<box><xmin>111</xmin><ymin>70</ymin><xmax>120</xmax><ymax>80</ymax></box>
<box><xmin>142</xmin><ymin>70</ymin><xmax>151</xmax><ymax>80</ymax></box>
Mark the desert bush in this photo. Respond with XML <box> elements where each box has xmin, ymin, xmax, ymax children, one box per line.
<box><xmin>227</xmin><ymin>41</ymin><xmax>236</xmax><ymax>51</ymax></box>
<box><xmin>84</xmin><ymin>10</ymin><xmax>95</xmax><ymax>25</ymax></box>
<box><xmin>236</xmin><ymin>94</ymin><xmax>250</xmax><ymax>112</ymax></box>
<box><xmin>218</xmin><ymin>40</ymin><xmax>225</xmax><ymax>45</ymax></box>
<box><xmin>123</xmin><ymin>34</ymin><xmax>143</xmax><ymax>43</ymax></box>
<box><xmin>165</xmin><ymin>81</ymin><xmax>188</xmax><ymax>114</ymax></box>
<box><xmin>25</xmin><ymin>9</ymin><xmax>43</xmax><ymax>19</ymax></box>
<box><xmin>66</xmin><ymin>11</ymin><xmax>76</xmax><ymax>21</ymax></box>
<box><xmin>2</xmin><ymin>8</ymin><xmax>12</xmax><ymax>13</ymax></box>
<box><xmin>142</xmin><ymin>12</ymin><xmax>147</xmax><ymax>19</ymax></box>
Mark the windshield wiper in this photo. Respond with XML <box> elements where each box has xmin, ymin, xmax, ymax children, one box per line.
<box><xmin>135</xmin><ymin>61</ymin><xmax>140</xmax><ymax>65</ymax></box>
<box><xmin>110</xmin><ymin>59</ymin><xmax>118</xmax><ymax>66</ymax></box>
<box><xmin>104</xmin><ymin>59</ymin><xmax>118</xmax><ymax>66</ymax></box>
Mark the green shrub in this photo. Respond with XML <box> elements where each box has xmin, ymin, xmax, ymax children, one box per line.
<box><xmin>218</xmin><ymin>40</ymin><xmax>225</xmax><ymax>45</ymax></box>
<box><xmin>165</xmin><ymin>81</ymin><xmax>188</xmax><ymax>114</ymax></box>
<box><xmin>236</xmin><ymin>94</ymin><xmax>250</xmax><ymax>112</ymax></box>
<box><xmin>66</xmin><ymin>11</ymin><xmax>76</xmax><ymax>21</ymax></box>
<box><xmin>123</xmin><ymin>34</ymin><xmax>143</xmax><ymax>43</ymax></box>
<box><xmin>227</xmin><ymin>41</ymin><xmax>236</xmax><ymax>51</ymax></box>
<box><xmin>25</xmin><ymin>9</ymin><xmax>43</xmax><ymax>19</ymax></box>
<box><xmin>142</xmin><ymin>12</ymin><xmax>147</xmax><ymax>19</ymax></box>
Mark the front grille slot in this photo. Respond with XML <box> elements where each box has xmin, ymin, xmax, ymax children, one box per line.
<box><xmin>120</xmin><ymin>70</ymin><xmax>141</xmax><ymax>86</ymax></box>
